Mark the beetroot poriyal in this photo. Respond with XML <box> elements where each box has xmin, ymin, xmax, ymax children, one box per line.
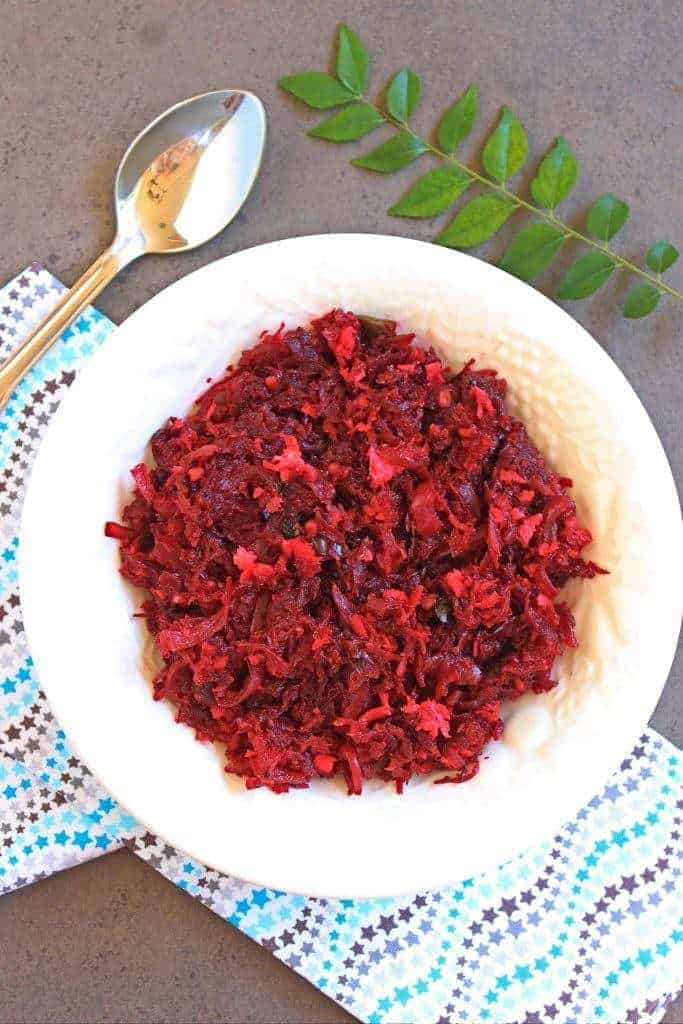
<box><xmin>106</xmin><ymin>311</ymin><xmax>603</xmax><ymax>794</ymax></box>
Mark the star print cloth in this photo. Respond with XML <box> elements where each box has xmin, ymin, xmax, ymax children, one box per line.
<box><xmin>0</xmin><ymin>265</ymin><xmax>681</xmax><ymax>1024</ymax></box>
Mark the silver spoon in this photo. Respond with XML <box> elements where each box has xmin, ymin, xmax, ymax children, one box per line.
<box><xmin>0</xmin><ymin>89</ymin><xmax>266</xmax><ymax>410</ymax></box>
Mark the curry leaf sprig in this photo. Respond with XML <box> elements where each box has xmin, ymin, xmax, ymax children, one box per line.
<box><xmin>280</xmin><ymin>25</ymin><xmax>681</xmax><ymax>320</ymax></box>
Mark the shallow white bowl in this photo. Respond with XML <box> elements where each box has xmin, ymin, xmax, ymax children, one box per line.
<box><xmin>20</xmin><ymin>234</ymin><xmax>682</xmax><ymax>897</ymax></box>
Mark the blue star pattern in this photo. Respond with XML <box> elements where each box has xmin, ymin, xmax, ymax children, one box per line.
<box><xmin>0</xmin><ymin>267</ymin><xmax>681</xmax><ymax>1024</ymax></box>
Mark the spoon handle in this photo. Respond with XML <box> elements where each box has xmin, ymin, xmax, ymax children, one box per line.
<box><xmin>0</xmin><ymin>239</ymin><xmax>139</xmax><ymax>411</ymax></box>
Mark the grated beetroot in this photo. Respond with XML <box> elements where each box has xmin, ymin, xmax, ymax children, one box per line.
<box><xmin>106</xmin><ymin>310</ymin><xmax>605</xmax><ymax>795</ymax></box>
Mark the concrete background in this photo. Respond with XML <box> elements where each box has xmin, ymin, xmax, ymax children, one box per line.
<box><xmin>0</xmin><ymin>0</ymin><xmax>680</xmax><ymax>1020</ymax></box>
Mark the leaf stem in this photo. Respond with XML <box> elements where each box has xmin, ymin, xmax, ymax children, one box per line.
<box><xmin>358</xmin><ymin>96</ymin><xmax>683</xmax><ymax>302</ymax></box>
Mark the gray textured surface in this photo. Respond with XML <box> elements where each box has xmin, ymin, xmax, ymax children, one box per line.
<box><xmin>0</xmin><ymin>0</ymin><xmax>680</xmax><ymax>1021</ymax></box>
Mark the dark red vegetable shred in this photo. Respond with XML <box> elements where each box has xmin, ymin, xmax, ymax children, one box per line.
<box><xmin>107</xmin><ymin>310</ymin><xmax>605</xmax><ymax>795</ymax></box>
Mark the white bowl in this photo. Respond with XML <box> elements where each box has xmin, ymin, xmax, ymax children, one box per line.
<box><xmin>20</xmin><ymin>234</ymin><xmax>682</xmax><ymax>897</ymax></box>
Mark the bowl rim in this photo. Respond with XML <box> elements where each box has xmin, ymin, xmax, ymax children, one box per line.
<box><xmin>19</xmin><ymin>232</ymin><xmax>683</xmax><ymax>897</ymax></box>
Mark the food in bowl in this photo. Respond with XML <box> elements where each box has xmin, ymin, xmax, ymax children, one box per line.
<box><xmin>105</xmin><ymin>310</ymin><xmax>604</xmax><ymax>794</ymax></box>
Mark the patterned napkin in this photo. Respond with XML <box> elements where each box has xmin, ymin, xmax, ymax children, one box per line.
<box><xmin>1</xmin><ymin>264</ymin><xmax>681</xmax><ymax>1024</ymax></box>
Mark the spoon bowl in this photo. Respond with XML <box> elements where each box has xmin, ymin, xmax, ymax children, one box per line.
<box><xmin>0</xmin><ymin>89</ymin><xmax>266</xmax><ymax>409</ymax></box>
<box><xmin>116</xmin><ymin>90</ymin><xmax>266</xmax><ymax>254</ymax></box>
